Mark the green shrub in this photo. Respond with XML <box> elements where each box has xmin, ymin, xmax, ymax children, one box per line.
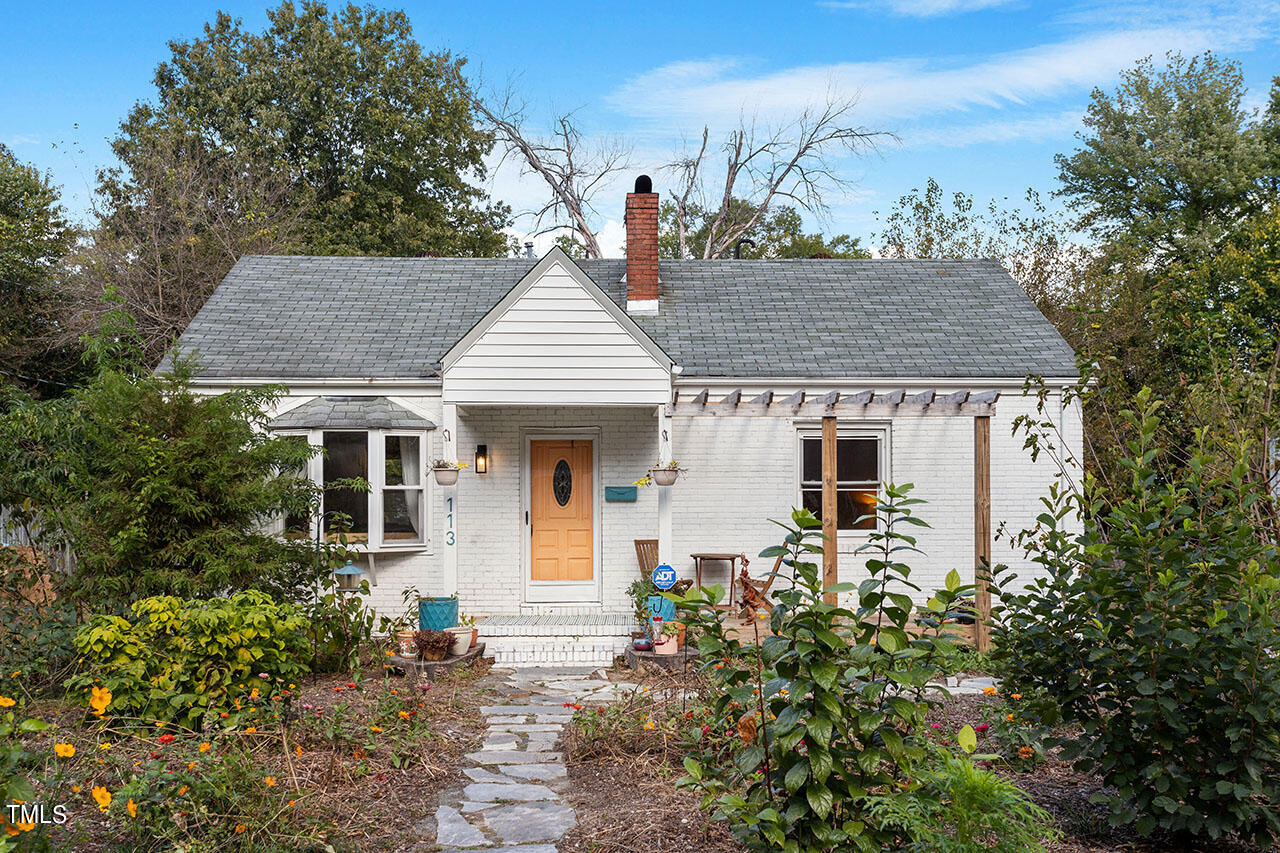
<box><xmin>66</xmin><ymin>591</ymin><xmax>311</xmax><ymax>728</ymax></box>
<box><xmin>672</xmin><ymin>486</ymin><xmax>976</xmax><ymax>853</ymax></box>
<box><xmin>994</xmin><ymin>388</ymin><xmax>1280</xmax><ymax>845</ymax></box>
<box><xmin>864</xmin><ymin>744</ymin><xmax>1059</xmax><ymax>852</ymax></box>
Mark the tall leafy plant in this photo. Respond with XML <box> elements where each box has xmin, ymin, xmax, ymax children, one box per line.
<box><xmin>672</xmin><ymin>486</ymin><xmax>976</xmax><ymax>852</ymax></box>
<box><xmin>994</xmin><ymin>388</ymin><xmax>1280</xmax><ymax>845</ymax></box>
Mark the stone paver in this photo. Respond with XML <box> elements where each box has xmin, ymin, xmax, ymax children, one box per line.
<box><xmin>425</xmin><ymin>666</ymin><xmax>639</xmax><ymax>850</ymax></box>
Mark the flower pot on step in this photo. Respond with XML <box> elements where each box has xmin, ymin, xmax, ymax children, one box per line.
<box><xmin>446</xmin><ymin>627</ymin><xmax>471</xmax><ymax>657</ymax></box>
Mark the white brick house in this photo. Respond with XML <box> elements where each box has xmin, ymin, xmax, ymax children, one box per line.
<box><xmin>167</xmin><ymin>178</ymin><xmax>1080</xmax><ymax>666</ymax></box>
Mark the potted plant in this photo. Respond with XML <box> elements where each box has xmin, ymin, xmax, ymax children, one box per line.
<box><xmin>431</xmin><ymin>459</ymin><xmax>468</xmax><ymax>486</ymax></box>
<box><xmin>458</xmin><ymin>612</ymin><xmax>479</xmax><ymax>647</ymax></box>
<box><xmin>445</xmin><ymin>626</ymin><xmax>472</xmax><ymax>656</ymax></box>
<box><xmin>413</xmin><ymin>629</ymin><xmax>451</xmax><ymax>661</ymax></box>
<box><xmin>395</xmin><ymin>628</ymin><xmax>417</xmax><ymax>657</ymax></box>
<box><xmin>635</xmin><ymin>460</ymin><xmax>686</xmax><ymax>487</ymax></box>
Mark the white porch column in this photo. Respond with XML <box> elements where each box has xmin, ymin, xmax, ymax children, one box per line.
<box><xmin>441</xmin><ymin>401</ymin><xmax>459</xmax><ymax>596</ymax></box>
<box><xmin>657</xmin><ymin>404</ymin><xmax>674</xmax><ymax>566</ymax></box>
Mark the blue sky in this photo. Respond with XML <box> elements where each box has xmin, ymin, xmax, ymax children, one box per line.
<box><xmin>3</xmin><ymin>0</ymin><xmax>1278</xmax><ymax>255</ymax></box>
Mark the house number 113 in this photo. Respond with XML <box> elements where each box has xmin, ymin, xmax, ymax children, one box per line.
<box><xmin>445</xmin><ymin>496</ymin><xmax>455</xmax><ymax>546</ymax></box>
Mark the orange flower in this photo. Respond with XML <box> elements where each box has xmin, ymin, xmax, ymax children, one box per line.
<box><xmin>370</xmin><ymin>726</ymin><xmax>383</xmax><ymax>733</ymax></box>
<box><xmin>982</xmin><ymin>686</ymin><xmax>997</xmax><ymax>696</ymax></box>
<box><xmin>0</xmin><ymin>696</ymin><xmax>15</xmax><ymax>708</ymax></box>
<box><xmin>288</xmin><ymin>799</ymin><xmax>296</xmax><ymax>807</ymax></box>
<box><xmin>234</xmin><ymin>824</ymin><xmax>247</xmax><ymax>834</ymax></box>
<box><xmin>54</xmin><ymin>743</ymin><xmax>75</xmax><ymax>758</ymax></box>
<box><xmin>14</xmin><ymin>820</ymin><xmax>35</xmax><ymax>832</ymax></box>
<box><xmin>199</xmin><ymin>742</ymin><xmax>211</xmax><ymax>753</ymax></box>
<box><xmin>4</xmin><ymin>824</ymin><xmax>19</xmax><ymax>836</ymax></box>
<box><xmin>1006</xmin><ymin>713</ymin><xmax>1015</xmax><ymax>722</ymax></box>
<box><xmin>126</xmin><ymin>798</ymin><xmax>137</xmax><ymax>818</ymax></box>
<box><xmin>187</xmin><ymin>761</ymin><xmax>197</xmax><ymax>771</ymax></box>
<box><xmin>1018</xmin><ymin>746</ymin><xmax>1035</xmax><ymax>759</ymax></box>
<box><xmin>264</xmin><ymin>776</ymin><xmax>276</xmax><ymax>787</ymax></box>
<box><xmin>71</xmin><ymin>785</ymin><xmax>81</xmax><ymax>793</ymax></box>
<box><xmin>1011</xmin><ymin>693</ymin><xmax>1022</xmax><ymax>700</ymax></box>
<box><xmin>89</xmin><ymin>686</ymin><xmax>112</xmax><ymax>717</ymax></box>
<box><xmin>295</xmin><ymin>745</ymin><xmax>302</xmax><ymax>756</ymax></box>
<box><xmin>244</xmin><ymin>727</ymin><xmax>257</xmax><ymax>734</ymax></box>
<box><xmin>397</xmin><ymin>711</ymin><xmax>410</xmax><ymax>719</ymax></box>
<box><xmin>178</xmin><ymin>785</ymin><xmax>189</xmax><ymax>796</ymax></box>
<box><xmin>91</xmin><ymin>785</ymin><xmax>111</xmax><ymax>812</ymax></box>
<box><xmin>353</xmin><ymin>748</ymin><xmax>366</xmax><ymax>760</ymax></box>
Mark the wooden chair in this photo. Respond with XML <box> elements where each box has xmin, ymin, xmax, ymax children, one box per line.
<box><xmin>634</xmin><ymin>539</ymin><xmax>659</xmax><ymax>577</ymax></box>
<box><xmin>738</xmin><ymin>553</ymin><xmax>786</xmax><ymax>619</ymax></box>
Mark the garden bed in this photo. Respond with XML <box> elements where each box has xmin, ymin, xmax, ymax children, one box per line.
<box><xmin>14</xmin><ymin>659</ymin><xmax>495</xmax><ymax>851</ymax></box>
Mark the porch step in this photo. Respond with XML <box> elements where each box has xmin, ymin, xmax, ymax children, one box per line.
<box><xmin>478</xmin><ymin>613</ymin><xmax>634</xmax><ymax>667</ymax></box>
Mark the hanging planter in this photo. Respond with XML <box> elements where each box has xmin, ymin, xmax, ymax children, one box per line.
<box><xmin>431</xmin><ymin>459</ymin><xmax>468</xmax><ymax>486</ymax></box>
<box><xmin>636</xmin><ymin>460</ymin><xmax>687</xmax><ymax>488</ymax></box>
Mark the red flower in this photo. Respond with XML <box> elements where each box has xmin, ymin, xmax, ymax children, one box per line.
<box><xmin>345</xmin><ymin>682</ymin><xmax>357</xmax><ymax>690</ymax></box>
<box><xmin>156</xmin><ymin>734</ymin><xmax>175</xmax><ymax>745</ymax></box>
<box><xmin>974</xmin><ymin>724</ymin><xmax>990</xmax><ymax>733</ymax></box>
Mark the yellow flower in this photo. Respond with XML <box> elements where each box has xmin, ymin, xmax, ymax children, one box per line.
<box><xmin>89</xmin><ymin>686</ymin><xmax>112</xmax><ymax>717</ymax></box>
<box><xmin>249</xmin><ymin>688</ymin><xmax>259</xmax><ymax>700</ymax></box>
<box><xmin>1006</xmin><ymin>713</ymin><xmax>1015</xmax><ymax>722</ymax></box>
<box><xmin>0</xmin><ymin>695</ymin><xmax>15</xmax><ymax>708</ymax></box>
<box><xmin>99</xmin><ymin>742</ymin><xmax>111</xmax><ymax>750</ymax></box>
<box><xmin>91</xmin><ymin>785</ymin><xmax>112</xmax><ymax>812</ymax></box>
<box><xmin>982</xmin><ymin>686</ymin><xmax>997</xmax><ymax>695</ymax></box>
<box><xmin>54</xmin><ymin>743</ymin><xmax>75</xmax><ymax>758</ymax></box>
<box><xmin>264</xmin><ymin>776</ymin><xmax>276</xmax><ymax>787</ymax></box>
<box><xmin>127</xmin><ymin>798</ymin><xmax>137</xmax><ymax>818</ymax></box>
<box><xmin>199</xmin><ymin>742</ymin><xmax>211</xmax><ymax>753</ymax></box>
<box><xmin>397</xmin><ymin>711</ymin><xmax>410</xmax><ymax>719</ymax></box>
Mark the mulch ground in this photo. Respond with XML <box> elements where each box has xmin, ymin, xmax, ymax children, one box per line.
<box><xmin>23</xmin><ymin>657</ymin><xmax>496</xmax><ymax>852</ymax></box>
<box><xmin>561</xmin><ymin>669</ymin><xmax>1270</xmax><ymax>853</ymax></box>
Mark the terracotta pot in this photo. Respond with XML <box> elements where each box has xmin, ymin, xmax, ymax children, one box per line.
<box><xmin>469</xmin><ymin>627</ymin><xmax>479</xmax><ymax>648</ymax></box>
<box><xmin>675</xmin><ymin>623</ymin><xmax>687</xmax><ymax>650</ymax></box>
<box><xmin>433</xmin><ymin>467</ymin><xmax>460</xmax><ymax>486</ymax></box>
<box><xmin>650</xmin><ymin>467</ymin><xmax>679</xmax><ymax>486</ymax></box>
<box><xmin>395</xmin><ymin>630</ymin><xmax>417</xmax><ymax>657</ymax></box>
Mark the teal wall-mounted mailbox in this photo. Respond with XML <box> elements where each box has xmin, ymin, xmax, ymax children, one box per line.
<box><xmin>605</xmin><ymin>485</ymin><xmax>638</xmax><ymax>502</ymax></box>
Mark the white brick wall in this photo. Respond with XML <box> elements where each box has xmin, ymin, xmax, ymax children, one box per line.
<box><xmin>262</xmin><ymin>384</ymin><xmax>1080</xmax><ymax>621</ymax></box>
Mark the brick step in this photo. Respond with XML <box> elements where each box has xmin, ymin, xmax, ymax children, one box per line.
<box><xmin>476</xmin><ymin>615</ymin><xmax>634</xmax><ymax>667</ymax></box>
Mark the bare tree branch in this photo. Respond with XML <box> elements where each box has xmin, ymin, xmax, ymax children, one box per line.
<box><xmin>469</xmin><ymin>82</ymin><xmax>631</xmax><ymax>258</ymax></box>
<box><xmin>665</xmin><ymin>92</ymin><xmax>890</xmax><ymax>259</ymax></box>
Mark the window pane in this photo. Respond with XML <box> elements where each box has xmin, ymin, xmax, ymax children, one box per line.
<box><xmin>801</xmin><ymin>437</ymin><xmax>821</xmax><ymax>483</ymax></box>
<box><xmin>836</xmin><ymin>438</ymin><xmax>878</xmax><ymax>483</ymax></box>
<box><xmin>281</xmin><ymin>435</ymin><xmax>311</xmax><ymax>537</ymax></box>
<box><xmin>838</xmin><ymin>489</ymin><xmax>878</xmax><ymax>530</ymax></box>
<box><xmin>382</xmin><ymin>489</ymin><xmax>423</xmax><ymax>544</ymax></box>
<box><xmin>385</xmin><ymin>435</ymin><xmax>421</xmax><ymax>486</ymax></box>
<box><xmin>803</xmin><ymin>488</ymin><xmax>877</xmax><ymax>530</ymax></box>
<box><xmin>323</xmin><ymin>432</ymin><xmax>368</xmax><ymax>535</ymax></box>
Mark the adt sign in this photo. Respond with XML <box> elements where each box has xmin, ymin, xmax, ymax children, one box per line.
<box><xmin>651</xmin><ymin>563</ymin><xmax>677</xmax><ymax>591</ymax></box>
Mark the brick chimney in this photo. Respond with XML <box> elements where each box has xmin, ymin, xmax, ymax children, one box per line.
<box><xmin>625</xmin><ymin>175</ymin><xmax>659</xmax><ymax>314</ymax></box>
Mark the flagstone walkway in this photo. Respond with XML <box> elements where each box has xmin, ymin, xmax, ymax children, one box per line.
<box><xmin>425</xmin><ymin>666</ymin><xmax>638</xmax><ymax>853</ymax></box>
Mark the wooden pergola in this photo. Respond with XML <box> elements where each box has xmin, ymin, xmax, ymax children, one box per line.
<box><xmin>667</xmin><ymin>387</ymin><xmax>997</xmax><ymax>650</ymax></box>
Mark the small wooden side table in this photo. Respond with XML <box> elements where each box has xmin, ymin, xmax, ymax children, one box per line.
<box><xmin>691</xmin><ymin>552</ymin><xmax>745</xmax><ymax>609</ymax></box>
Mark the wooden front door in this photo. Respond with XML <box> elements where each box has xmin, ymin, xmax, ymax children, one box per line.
<box><xmin>530</xmin><ymin>439</ymin><xmax>594</xmax><ymax>582</ymax></box>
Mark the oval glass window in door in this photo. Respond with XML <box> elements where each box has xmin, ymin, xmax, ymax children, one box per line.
<box><xmin>553</xmin><ymin>458</ymin><xmax>572</xmax><ymax>506</ymax></box>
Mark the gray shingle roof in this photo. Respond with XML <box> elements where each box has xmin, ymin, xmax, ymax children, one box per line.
<box><xmin>269</xmin><ymin>396</ymin><xmax>435</xmax><ymax>430</ymax></box>
<box><xmin>166</xmin><ymin>255</ymin><xmax>1077</xmax><ymax>380</ymax></box>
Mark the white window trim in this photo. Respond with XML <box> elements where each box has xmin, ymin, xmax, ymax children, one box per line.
<box><xmin>284</xmin><ymin>427</ymin><xmax>433</xmax><ymax>555</ymax></box>
<box><xmin>795</xmin><ymin>425</ymin><xmax>890</xmax><ymax>543</ymax></box>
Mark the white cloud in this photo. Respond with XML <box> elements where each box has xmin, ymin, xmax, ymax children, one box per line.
<box><xmin>905</xmin><ymin>109</ymin><xmax>1085</xmax><ymax>148</ymax></box>
<box><xmin>609</xmin><ymin>3</ymin><xmax>1278</xmax><ymax>132</ymax></box>
<box><xmin>820</xmin><ymin>0</ymin><xmax>1019</xmax><ymax>17</ymax></box>
<box><xmin>3</xmin><ymin>134</ymin><xmax>40</xmax><ymax>147</ymax></box>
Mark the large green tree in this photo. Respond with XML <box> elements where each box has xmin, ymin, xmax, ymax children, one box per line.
<box><xmin>0</xmin><ymin>146</ymin><xmax>79</xmax><ymax>392</ymax></box>
<box><xmin>108</xmin><ymin>1</ymin><xmax>511</xmax><ymax>258</ymax></box>
<box><xmin>1056</xmin><ymin>52</ymin><xmax>1278</xmax><ymax>266</ymax></box>
<box><xmin>659</xmin><ymin>199</ymin><xmax>868</xmax><ymax>259</ymax></box>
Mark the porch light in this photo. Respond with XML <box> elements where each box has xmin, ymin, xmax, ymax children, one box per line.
<box><xmin>334</xmin><ymin>560</ymin><xmax>365</xmax><ymax>591</ymax></box>
<box><xmin>474</xmin><ymin>444</ymin><xmax>489</xmax><ymax>474</ymax></box>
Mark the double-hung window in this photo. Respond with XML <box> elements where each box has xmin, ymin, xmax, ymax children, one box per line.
<box><xmin>798</xmin><ymin>431</ymin><xmax>885</xmax><ymax>531</ymax></box>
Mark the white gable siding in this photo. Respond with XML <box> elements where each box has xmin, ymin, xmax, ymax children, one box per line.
<box><xmin>443</xmin><ymin>263</ymin><xmax>670</xmax><ymax>405</ymax></box>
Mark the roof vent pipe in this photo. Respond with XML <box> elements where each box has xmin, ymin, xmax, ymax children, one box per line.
<box><xmin>524</xmin><ymin>241</ymin><xmax>535</xmax><ymax>259</ymax></box>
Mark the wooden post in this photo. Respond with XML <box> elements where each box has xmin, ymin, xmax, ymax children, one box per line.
<box><xmin>822</xmin><ymin>415</ymin><xmax>838</xmax><ymax>604</ymax></box>
<box><xmin>974</xmin><ymin>415</ymin><xmax>992</xmax><ymax>651</ymax></box>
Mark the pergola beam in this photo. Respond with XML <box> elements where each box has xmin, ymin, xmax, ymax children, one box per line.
<box><xmin>669</xmin><ymin>388</ymin><xmax>999</xmax><ymax>417</ymax></box>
